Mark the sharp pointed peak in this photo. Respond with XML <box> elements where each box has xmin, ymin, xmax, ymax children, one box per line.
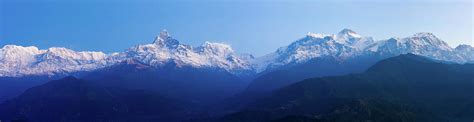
<box><xmin>153</xmin><ymin>29</ymin><xmax>172</xmax><ymax>44</ymax></box>
<box><xmin>159</xmin><ymin>29</ymin><xmax>170</xmax><ymax>39</ymax></box>
<box><xmin>339</xmin><ymin>28</ymin><xmax>356</xmax><ymax>34</ymax></box>
<box><xmin>337</xmin><ymin>28</ymin><xmax>361</xmax><ymax>38</ymax></box>
<box><xmin>151</xmin><ymin>29</ymin><xmax>181</xmax><ymax>49</ymax></box>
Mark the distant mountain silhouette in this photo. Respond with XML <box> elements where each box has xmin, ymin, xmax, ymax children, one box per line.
<box><xmin>82</xmin><ymin>59</ymin><xmax>247</xmax><ymax>104</ymax></box>
<box><xmin>220</xmin><ymin>54</ymin><xmax>474</xmax><ymax>121</ymax></box>
<box><xmin>0</xmin><ymin>76</ymin><xmax>193</xmax><ymax>121</ymax></box>
<box><xmin>0</xmin><ymin>75</ymin><xmax>64</xmax><ymax>103</ymax></box>
<box><xmin>245</xmin><ymin>54</ymin><xmax>386</xmax><ymax>94</ymax></box>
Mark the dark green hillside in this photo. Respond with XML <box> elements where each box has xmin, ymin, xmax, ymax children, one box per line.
<box><xmin>0</xmin><ymin>76</ymin><xmax>192</xmax><ymax>121</ymax></box>
<box><xmin>222</xmin><ymin>54</ymin><xmax>474</xmax><ymax>121</ymax></box>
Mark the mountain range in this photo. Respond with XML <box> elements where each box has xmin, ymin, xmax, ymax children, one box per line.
<box><xmin>219</xmin><ymin>54</ymin><xmax>474</xmax><ymax>121</ymax></box>
<box><xmin>0</xmin><ymin>30</ymin><xmax>254</xmax><ymax>78</ymax></box>
<box><xmin>1</xmin><ymin>54</ymin><xmax>473</xmax><ymax>121</ymax></box>
<box><xmin>1</xmin><ymin>29</ymin><xmax>473</xmax><ymax>78</ymax></box>
<box><xmin>1</xmin><ymin>29</ymin><xmax>473</xmax><ymax>101</ymax></box>
<box><xmin>0</xmin><ymin>29</ymin><xmax>473</xmax><ymax>121</ymax></box>
<box><xmin>244</xmin><ymin>29</ymin><xmax>474</xmax><ymax>94</ymax></box>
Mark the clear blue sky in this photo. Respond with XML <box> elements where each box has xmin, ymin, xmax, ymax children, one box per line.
<box><xmin>1</xmin><ymin>0</ymin><xmax>472</xmax><ymax>56</ymax></box>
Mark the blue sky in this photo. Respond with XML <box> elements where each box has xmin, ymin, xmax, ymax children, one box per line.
<box><xmin>1</xmin><ymin>0</ymin><xmax>472</xmax><ymax>56</ymax></box>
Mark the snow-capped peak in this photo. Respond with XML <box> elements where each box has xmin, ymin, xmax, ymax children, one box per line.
<box><xmin>199</xmin><ymin>41</ymin><xmax>235</xmax><ymax>57</ymax></box>
<box><xmin>364</xmin><ymin>32</ymin><xmax>469</xmax><ymax>63</ymax></box>
<box><xmin>455</xmin><ymin>44</ymin><xmax>474</xmax><ymax>62</ymax></box>
<box><xmin>153</xmin><ymin>30</ymin><xmax>171</xmax><ymax>43</ymax></box>
<box><xmin>455</xmin><ymin>44</ymin><xmax>473</xmax><ymax>51</ymax></box>
<box><xmin>367</xmin><ymin>32</ymin><xmax>453</xmax><ymax>52</ymax></box>
<box><xmin>0</xmin><ymin>30</ymin><xmax>254</xmax><ymax>77</ymax></box>
<box><xmin>0</xmin><ymin>45</ymin><xmax>108</xmax><ymax>77</ymax></box>
<box><xmin>407</xmin><ymin>32</ymin><xmax>452</xmax><ymax>51</ymax></box>
<box><xmin>337</xmin><ymin>28</ymin><xmax>362</xmax><ymax>38</ymax></box>
<box><xmin>306</xmin><ymin>32</ymin><xmax>328</xmax><ymax>38</ymax></box>
<box><xmin>335</xmin><ymin>29</ymin><xmax>373</xmax><ymax>49</ymax></box>
<box><xmin>253</xmin><ymin>29</ymin><xmax>474</xmax><ymax>72</ymax></box>
<box><xmin>41</xmin><ymin>47</ymin><xmax>107</xmax><ymax>61</ymax></box>
<box><xmin>110</xmin><ymin>31</ymin><xmax>254</xmax><ymax>75</ymax></box>
<box><xmin>153</xmin><ymin>30</ymin><xmax>180</xmax><ymax>49</ymax></box>
<box><xmin>253</xmin><ymin>29</ymin><xmax>372</xmax><ymax>72</ymax></box>
<box><xmin>2</xmin><ymin>29</ymin><xmax>473</xmax><ymax>77</ymax></box>
<box><xmin>0</xmin><ymin>45</ymin><xmax>45</xmax><ymax>70</ymax></box>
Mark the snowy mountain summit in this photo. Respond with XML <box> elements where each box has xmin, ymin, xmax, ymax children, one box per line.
<box><xmin>364</xmin><ymin>32</ymin><xmax>468</xmax><ymax>62</ymax></box>
<box><xmin>0</xmin><ymin>45</ymin><xmax>107</xmax><ymax>77</ymax></box>
<box><xmin>253</xmin><ymin>29</ymin><xmax>374</xmax><ymax>72</ymax></box>
<box><xmin>0</xmin><ymin>30</ymin><xmax>254</xmax><ymax>77</ymax></box>
<box><xmin>112</xmin><ymin>30</ymin><xmax>254</xmax><ymax>74</ymax></box>
<box><xmin>253</xmin><ymin>29</ymin><xmax>473</xmax><ymax>72</ymax></box>
<box><xmin>0</xmin><ymin>29</ymin><xmax>472</xmax><ymax>77</ymax></box>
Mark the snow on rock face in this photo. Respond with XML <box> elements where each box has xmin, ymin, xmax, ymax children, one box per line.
<box><xmin>367</xmin><ymin>32</ymin><xmax>453</xmax><ymax>53</ymax></box>
<box><xmin>1</xmin><ymin>29</ymin><xmax>473</xmax><ymax>77</ymax></box>
<box><xmin>0</xmin><ymin>45</ymin><xmax>43</xmax><ymax>65</ymax></box>
<box><xmin>153</xmin><ymin>30</ymin><xmax>180</xmax><ymax>49</ymax></box>
<box><xmin>0</xmin><ymin>45</ymin><xmax>107</xmax><ymax>77</ymax></box>
<box><xmin>455</xmin><ymin>44</ymin><xmax>474</xmax><ymax>62</ymax></box>
<box><xmin>41</xmin><ymin>47</ymin><xmax>107</xmax><ymax>61</ymax></box>
<box><xmin>110</xmin><ymin>30</ymin><xmax>254</xmax><ymax>75</ymax></box>
<box><xmin>0</xmin><ymin>30</ymin><xmax>254</xmax><ymax>77</ymax></box>
<box><xmin>253</xmin><ymin>29</ymin><xmax>473</xmax><ymax>72</ymax></box>
<box><xmin>0</xmin><ymin>45</ymin><xmax>45</xmax><ymax>76</ymax></box>
<box><xmin>199</xmin><ymin>41</ymin><xmax>234</xmax><ymax>57</ymax></box>
<box><xmin>336</xmin><ymin>29</ymin><xmax>374</xmax><ymax>50</ymax></box>
<box><xmin>364</xmin><ymin>32</ymin><xmax>464</xmax><ymax>62</ymax></box>
<box><xmin>337</xmin><ymin>28</ymin><xmax>362</xmax><ymax>39</ymax></box>
<box><xmin>253</xmin><ymin>29</ymin><xmax>374</xmax><ymax>72</ymax></box>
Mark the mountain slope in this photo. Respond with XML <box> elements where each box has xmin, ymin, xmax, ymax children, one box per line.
<box><xmin>364</xmin><ymin>33</ymin><xmax>463</xmax><ymax>62</ymax></box>
<box><xmin>253</xmin><ymin>29</ymin><xmax>374</xmax><ymax>72</ymax></box>
<box><xmin>0</xmin><ymin>76</ymin><xmax>54</xmax><ymax>102</ymax></box>
<box><xmin>245</xmin><ymin>29</ymin><xmax>473</xmax><ymax>94</ymax></box>
<box><xmin>0</xmin><ymin>76</ymin><xmax>192</xmax><ymax>121</ymax></box>
<box><xmin>0</xmin><ymin>45</ymin><xmax>107</xmax><ymax>77</ymax></box>
<box><xmin>0</xmin><ymin>30</ymin><xmax>255</xmax><ymax>77</ymax></box>
<box><xmin>1</xmin><ymin>29</ymin><xmax>472</xmax><ymax>78</ymax></box>
<box><xmin>455</xmin><ymin>44</ymin><xmax>474</xmax><ymax>62</ymax></box>
<box><xmin>0</xmin><ymin>31</ymin><xmax>255</xmax><ymax>106</ymax></box>
<box><xmin>223</xmin><ymin>54</ymin><xmax>474</xmax><ymax>121</ymax></box>
<box><xmin>83</xmin><ymin>59</ymin><xmax>247</xmax><ymax>103</ymax></box>
<box><xmin>110</xmin><ymin>30</ymin><xmax>255</xmax><ymax>76</ymax></box>
<box><xmin>244</xmin><ymin>29</ymin><xmax>377</xmax><ymax>94</ymax></box>
<box><xmin>245</xmin><ymin>54</ymin><xmax>384</xmax><ymax>93</ymax></box>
